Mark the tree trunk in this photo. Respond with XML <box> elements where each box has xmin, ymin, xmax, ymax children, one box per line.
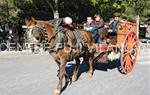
<box><xmin>5</xmin><ymin>0</ymin><xmax>10</xmax><ymax>20</ymax></box>
<box><xmin>136</xmin><ymin>15</ymin><xmax>140</xmax><ymax>38</ymax></box>
<box><xmin>53</xmin><ymin>0</ymin><xmax>59</xmax><ymax>19</ymax></box>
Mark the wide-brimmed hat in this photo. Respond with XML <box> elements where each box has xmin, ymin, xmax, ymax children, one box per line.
<box><xmin>114</xmin><ymin>12</ymin><xmax>121</xmax><ymax>17</ymax></box>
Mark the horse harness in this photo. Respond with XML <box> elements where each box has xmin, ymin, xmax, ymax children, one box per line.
<box><xmin>32</xmin><ymin>21</ymin><xmax>88</xmax><ymax>60</ymax></box>
<box><xmin>49</xmin><ymin>19</ymin><xmax>87</xmax><ymax>51</ymax></box>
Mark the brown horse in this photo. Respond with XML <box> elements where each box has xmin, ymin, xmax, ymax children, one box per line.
<box><xmin>26</xmin><ymin>17</ymin><xmax>95</xmax><ymax>95</ymax></box>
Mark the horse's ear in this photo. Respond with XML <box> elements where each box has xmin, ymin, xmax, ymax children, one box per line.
<box><xmin>34</xmin><ymin>20</ymin><xmax>37</xmax><ymax>25</ymax></box>
<box><xmin>31</xmin><ymin>17</ymin><xmax>37</xmax><ymax>25</ymax></box>
<box><xmin>31</xmin><ymin>17</ymin><xmax>36</xmax><ymax>21</ymax></box>
<box><xmin>25</xmin><ymin>19</ymin><xmax>29</xmax><ymax>25</ymax></box>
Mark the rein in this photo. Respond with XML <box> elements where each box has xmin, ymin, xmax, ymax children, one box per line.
<box><xmin>31</xmin><ymin>25</ymin><xmax>59</xmax><ymax>52</ymax></box>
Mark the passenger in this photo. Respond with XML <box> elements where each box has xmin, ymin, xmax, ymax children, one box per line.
<box><xmin>109</xmin><ymin>12</ymin><xmax>122</xmax><ymax>34</ymax></box>
<box><xmin>93</xmin><ymin>14</ymin><xmax>104</xmax><ymax>43</ymax></box>
<box><xmin>84</xmin><ymin>17</ymin><xmax>95</xmax><ymax>33</ymax></box>
<box><xmin>84</xmin><ymin>14</ymin><xmax>104</xmax><ymax>44</ymax></box>
<box><xmin>84</xmin><ymin>17</ymin><xmax>99</xmax><ymax>43</ymax></box>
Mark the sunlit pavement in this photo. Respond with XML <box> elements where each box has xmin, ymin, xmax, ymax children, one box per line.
<box><xmin>0</xmin><ymin>44</ymin><xmax>149</xmax><ymax>95</ymax></box>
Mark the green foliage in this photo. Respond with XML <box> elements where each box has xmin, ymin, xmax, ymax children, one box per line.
<box><xmin>90</xmin><ymin>0</ymin><xmax>99</xmax><ymax>6</ymax></box>
<box><xmin>123</xmin><ymin>0</ymin><xmax>150</xmax><ymax>21</ymax></box>
<box><xmin>89</xmin><ymin>0</ymin><xmax>126</xmax><ymax>21</ymax></box>
<box><xmin>0</xmin><ymin>0</ymin><xmax>149</xmax><ymax>23</ymax></box>
<box><xmin>59</xmin><ymin>0</ymin><xmax>96</xmax><ymax>22</ymax></box>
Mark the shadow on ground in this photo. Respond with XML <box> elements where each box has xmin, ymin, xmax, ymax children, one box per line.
<box><xmin>66</xmin><ymin>59</ymin><xmax>121</xmax><ymax>80</ymax></box>
<box><xmin>61</xmin><ymin>59</ymin><xmax>121</xmax><ymax>93</ymax></box>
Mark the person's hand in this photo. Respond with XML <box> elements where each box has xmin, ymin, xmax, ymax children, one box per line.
<box><xmin>108</xmin><ymin>29</ymin><xmax>113</xmax><ymax>32</ymax></box>
<box><xmin>85</xmin><ymin>27</ymin><xmax>94</xmax><ymax>32</ymax></box>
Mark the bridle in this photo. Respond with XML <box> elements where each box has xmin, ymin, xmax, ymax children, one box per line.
<box><xmin>30</xmin><ymin>24</ymin><xmax>59</xmax><ymax>51</ymax></box>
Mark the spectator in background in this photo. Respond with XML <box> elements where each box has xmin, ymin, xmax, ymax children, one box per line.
<box><xmin>4</xmin><ymin>22</ymin><xmax>9</xmax><ymax>34</ymax></box>
<box><xmin>1</xmin><ymin>22</ymin><xmax>9</xmax><ymax>41</ymax></box>
<box><xmin>0</xmin><ymin>25</ymin><xmax>4</xmax><ymax>42</ymax></box>
<box><xmin>17</xmin><ymin>20</ymin><xmax>24</xmax><ymax>44</ymax></box>
<box><xmin>146</xmin><ymin>23</ymin><xmax>150</xmax><ymax>39</ymax></box>
<box><xmin>0</xmin><ymin>25</ymin><xmax>3</xmax><ymax>33</ymax></box>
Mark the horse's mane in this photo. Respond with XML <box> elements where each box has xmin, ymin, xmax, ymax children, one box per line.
<box><xmin>36</xmin><ymin>20</ymin><xmax>55</xmax><ymax>29</ymax></box>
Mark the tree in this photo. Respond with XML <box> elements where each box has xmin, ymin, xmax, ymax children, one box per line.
<box><xmin>89</xmin><ymin>0</ymin><xmax>126</xmax><ymax>21</ymax></box>
<box><xmin>0</xmin><ymin>0</ymin><xmax>10</xmax><ymax>23</ymax></box>
<box><xmin>53</xmin><ymin>0</ymin><xmax>59</xmax><ymax>18</ymax></box>
<box><xmin>0</xmin><ymin>0</ymin><xmax>149</xmax><ymax>23</ymax></box>
<box><xmin>124</xmin><ymin>0</ymin><xmax>150</xmax><ymax>21</ymax></box>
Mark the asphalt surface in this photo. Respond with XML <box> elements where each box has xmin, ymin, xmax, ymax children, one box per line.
<box><xmin>0</xmin><ymin>47</ymin><xmax>149</xmax><ymax>95</ymax></box>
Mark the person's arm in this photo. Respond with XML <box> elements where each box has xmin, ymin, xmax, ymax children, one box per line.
<box><xmin>97</xmin><ymin>19</ymin><xmax>104</xmax><ymax>29</ymax></box>
<box><xmin>85</xmin><ymin>27</ymin><xmax>95</xmax><ymax>32</ymax></box>
<box><xmin>109</xmin><ymin>21</ymin><xmax>114</xmax><ymax>29</ymax></box>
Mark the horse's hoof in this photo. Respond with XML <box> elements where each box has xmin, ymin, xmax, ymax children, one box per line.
<box><xmin>87</xmin><ymin>72</ymin><xmax>93</xmax><ymax>79</ymax></box>
<box><xmin>72</xmin><ymin>75</ymin><xmax>77</xmax><ymax>82</ymax></box>
<box><xmin>54</xmin><ymin>89</ymin><xmax>61</xmax><ymax>95</ymax></box>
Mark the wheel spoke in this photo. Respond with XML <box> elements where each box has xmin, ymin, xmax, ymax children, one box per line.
<box><xmin>123</xmin><ymin>50</ymin><xmax>128</xmax><ymax>56</ymax></box>
<box><xmin>123</xmin><ymin>55</ymin><xmax>132</xmax><ymax>73</ymax></box>
<box><xmin>130</xmin><ymin>36</ymin><xmax>135</xmax><ymax>44</ymax></box>
<box><xmin>121</xmin><ymin>32</ymin><xmax>139</xmax><ymax>74</ymax></box>
<box><xmin>127</xmin><ymin>37</ymin><xmax>134</xmax><ymax>50</ymax></box>
<box><xmin>123</xmin><ymin>54</ymin><xmax>130</xmax><ymax>65</ymax></box>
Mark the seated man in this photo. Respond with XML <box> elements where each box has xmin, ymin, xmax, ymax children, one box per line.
<box><xmin>109</xmin><ymin>12</ymin><xmax>122</xmax><ymax>34</ymax></box>
<box><xmin>107</xmin><ymin>12</ymin><xmax>122</xmax><ymax>44</ymax></box>
<box><xmin>54</xmin><ymin>17</ymin><xmax>74</xmax><ymax>51</ymax></box>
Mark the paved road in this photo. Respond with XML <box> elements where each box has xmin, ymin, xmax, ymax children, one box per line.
<box><xmin>0</xmin><ymin>48</ymin><xmax>149</xmax><ymax>95</ymax></box>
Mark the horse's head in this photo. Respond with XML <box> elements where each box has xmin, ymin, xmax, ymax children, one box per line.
<box><xmin>25</xmin><ymin>17</ymin><xmax>47</xmax><ymax>42</ymax></box>
<box><xmin>25</xmin><ymin>17</ymin><xmax>56</xmax><ymax>49</ymax></box>
<box><xmin>25</xmin><ymin>17</ymin><xmax>38</xmax><ymax>27</ymax></box>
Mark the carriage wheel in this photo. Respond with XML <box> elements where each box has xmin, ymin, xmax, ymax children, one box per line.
<box><xmin>120</xmin><ymin>31</ymin><xmax>139</xmax><ymax>74</ymax></box>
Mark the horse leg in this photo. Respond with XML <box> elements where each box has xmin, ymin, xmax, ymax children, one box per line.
<box><xmin>56</xmin><ymin>61</ymin><xmax>70</xmax><ymax>85</ymax></box>
<box><xmin>62</xmin><ymin>70</ymin><xmax>71</xmax><ymax>91</ymax></box>
<box><xmin>54</xmin><ymin>59</ymin><xmax>66</xmax><ymax>95</ymax></box>
<box><xmin>87</xmin><ymin>55</ymin><xmax>94</xmax><ymax>78</ymax></box>
<box><xmin>72</xmin><ymin>57</ymin><xmax>80</xmax><ymax>81</ymax></box>
<box><xmin>84</xmin><ymin>53</ymin><xmax>94</xmax><ymax>78</ymax></box>
<box><xmin>64</xmin><ymin>71</ymin><xmax>70</xmax><ymax>84</ymax></box>
<box><xmin>56</xmin><ymin>61</ymin><xmax>60</xmax><ymax>77</ymax></box>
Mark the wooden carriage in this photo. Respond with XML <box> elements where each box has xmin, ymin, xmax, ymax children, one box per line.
<box><xmin>92</xmin><ymin>21</ymin><xmax>139</xmax><ymax>74</ymax></box>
